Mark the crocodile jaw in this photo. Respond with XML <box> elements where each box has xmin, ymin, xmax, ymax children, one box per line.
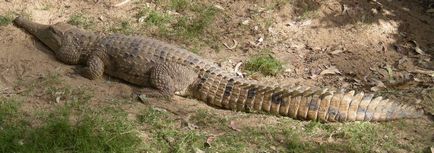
<box><xmin>14</xmin><ymin>17</ymin><xmax>62</xmax><ymax>51</ymax></box>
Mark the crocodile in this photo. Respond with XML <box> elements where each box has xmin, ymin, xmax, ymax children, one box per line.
<box><xmin>13</xmin><ymin>17</ymin><xmax>424</xmax><ymax>122</ymax></box>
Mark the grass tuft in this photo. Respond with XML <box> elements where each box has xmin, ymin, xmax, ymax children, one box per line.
<box><xmin>145</xmin><ymin>10</ymin><xmax>172</xmax><ymax>27</ymax></box>
<box><xmin>245</xmin><ymin>54</ymin><xmax>283</xmax><ymax>76</ymax></box>
<box><xmin>67</xmin><ymin>14</ymin><xmax>94</xmax><ymax>29</ymax></box>
<box><xmin>190</xmin><ymin>109</ymin><xmax>228</xmax><ymax>128</ymax></box>
<box><xmin>0</xmin><ymin>14</ymin><xmax>14</xmax><ymax>26</ymax></box>
<box><xmin>111</xmin><ymin>20</ymin><xmax>134</xmax><ymax>35</ymax></box>
<box><xmin>169</xmin><ymin>0</ymin><xmax>190</xmax><ymax>11</ymax></box>
<box><xmin>174</xmin><ymin>6</ymin><xmax>217</xmax><ymax>39</ymax></box>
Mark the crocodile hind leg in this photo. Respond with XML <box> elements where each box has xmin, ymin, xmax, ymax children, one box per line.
<box><xmin>149</xmin><ymin>63</ymin><xmax>197</xmax><ymax>99</ymax></box>
<box><xmin>82</xmin><ymin>55</ymin><xmax>104</xmax><ymax>80</ymax></box>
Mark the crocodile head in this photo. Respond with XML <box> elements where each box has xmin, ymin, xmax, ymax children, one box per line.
<box><xmin>14</xmin><ymin>17</ymin><xmax>73</xmax><ymax>51</ymax></box>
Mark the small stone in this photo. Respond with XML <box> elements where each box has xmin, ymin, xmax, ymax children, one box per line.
<box><xmin>55</xmin><ymin>96</ymin><xmax>61</xmax><ymax>103</ymax></box>
<box><xmin>312</xmin><ymin>47</ymin><xmax>322</xmax><ymax>51</ymax></box>
<box><xmin>18</xmin><ymin>139</ymin><xmax>24</xmax><ymax>145</ymax></box>
<box><xmin>213</xmin><ymin>4</ymin><xmax>224</xmax><ymax>10</ymax></box>
<box><xmin>371</xmin><ymin>8</ymin><xmax>378</xmax><ymax>15</ymax></box>
<box><xmin>330</xmin><ymin>50</ymin><xmax>343</xmax><ymax>55</ymax></box>
<box><xmin>138</xmin><ymin>94</ymin><xmax>148</xmax><ymax>103</ymax></box>
<box><xmin>241</xmin><ymin>19</ymin><xmax>250</xmax><ymax>25</ymax></box>
<box><xmin>285</xmin><ymin>68</ymin><xmax>292</xmax><ymax>73</ymax></box>
<box><xmin>98</xmin><ymin>16</ymin><xmax>105</xmax><ymax>21</ymax></box>
<box><xmin>164</xmin><ymin>136</ymin><xmax>175</xmax><ymax>144</ymax></box>
<box><xmin>195</xmin><ymin>148</ymin><xmax>205</xmax><ymax>153</ymax></box>
<box><xmin>253</xmin><ymin>26</ymin><xmax>259</xmax><ymax>31</ymax></box>
<box><xmin>257</xmin><ymin>37</ymin><xmax>263</xmax><ymax>43</ymax></box>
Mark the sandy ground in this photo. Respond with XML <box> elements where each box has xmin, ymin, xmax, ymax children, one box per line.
<box><xmin>0</xmin><ymin>0</ymin><xmax>433</xmax><ymax>151</ymax></box>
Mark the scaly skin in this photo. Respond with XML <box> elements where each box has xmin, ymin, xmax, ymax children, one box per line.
<box><xmin>14</xmin><ymin>17</ymin><xmax>424</xmax><ymax>122</ymax></box>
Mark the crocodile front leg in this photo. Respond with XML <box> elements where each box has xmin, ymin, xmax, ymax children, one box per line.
<box><xmin>82</xmin><ymin>55</ymin><xmax>104</xmax><ymax>80</ymax></box>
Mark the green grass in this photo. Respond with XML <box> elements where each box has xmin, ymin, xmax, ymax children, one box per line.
<box><xmin>245</xmin><ymin>54</ymin><xmax>283</xmax><ymax>76</ymax></box>
<box><xmin>154</xmin><ymin>0</ymin><xmax>190</xmax><ymax>11</ymax></box>
<box><xmin>110</xmin><ymin>20</ymin><xmax>134</xmax><ymax>35</ymax></box>
<box><xmin>174</xmin><ymin>6</ymin><xmax>217</xmax><ymax>39</ymax></box>
<box><xmin>67</xmin><ymin>14</ymin><xmax>94</xmax><ymax>29</ymax></box>
<box><xmin>137</xmin><ymin>107</ymin><xmax>206</xmax><ymax>152</ymax></box>
<box><xmin>210</xmin><ymin>122</ymin><xmax>330</xmax><ymax>153</ymax></box>
<box><xmin>1</xmin><ymin>72</ymin><xmax>143</xmax><ymax>152</ymax></box>
<box><xmin>145</xmin><ymin>10</ymin><xmax>172</xmax><ymax>27</ymax></box>
<box><xmin>0</xmin><ymin>96</ymin><xmax>142</xmax><ymax>153</ymax></box>
<box><xmin>189</xmin><ymin>109</ymin><xmax>228</xmax><ymax>128</ymax></box>
<box><xmin>136</xmin><ymin>3</ymin><xmax>217</xmax><ymax>39</ymax></box>
<box><xmin>0</xmin><ymin>14</ymin><xmax>14</xmax><ymax>26</ymax></box>
<box><xmin>135</xmin><ymin>1</ymin><xmax>219</xmax><ymax>52</ymax></box>
<box><xmin>169</xmin><ymin>0</ymin><xmax>190</xmax><ymax>11</ymax></box>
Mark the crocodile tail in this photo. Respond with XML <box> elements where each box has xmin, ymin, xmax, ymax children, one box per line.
<box><xmin>190</xmin><ymin>71</ymin><xmax>424</xmax><ymax>122</ymax></box>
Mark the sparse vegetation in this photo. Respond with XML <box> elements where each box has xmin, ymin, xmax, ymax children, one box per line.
<box><xmin>190</xmin><ymin>109</ymin><xmax>228</xmax><ymax>128</ymax></box>
<box><xmin>145</xmin><ymin>10</ymin><xmax>172</xmax><ymax>28</ymax></box>
<box><xmin>0</xmin><ymin>14</ymin><xmax>14</xmax><ymax>26</ymax></box>
<box><xmin>245</xmin><ymin>54</ymin><xmax>283</xmax><ymax>76</ymax></box>
<box><xmin>268</xmin><ymin>0</ymin><xmax>292</xmax><ymax>10</ymax></box>
<box><xmin>111</xmin><ymin>20</ymin><xmax>134</xmax><ymax>35</ymax></box>
<box><xmin>0</xmin><ymin>90</ymin><xmax>142</xmax><ymax>153</ymax></box>
<box><xmin>137</xmin><ymin>107</ymin><xmax>206</xmax><ymax>152</ymax></box>
<box><xmin>296</xmin><ymin>1</ymin><xmax>320</xmax><ymax>20</ymax></box>
<box><xmin>169</xmin><ymin>0</ymin><xmax>190</xmax><ymax>11</ymax></box>
<box><xmin>174</xmin><ymin>6</ymin><xmax>217</xmax><ymax>39</ymax></box>
<box><xmin>67</xmin><ymin>14</ymin><xmax>94</xmax><ymax>29</ymax></box>
<box><xmin>135</xmin><ymin>1</ymin><xmax>219</xmax><ymax>52</ymax></box>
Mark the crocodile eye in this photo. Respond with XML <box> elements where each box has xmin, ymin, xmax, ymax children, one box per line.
<box><xmin>48</xmin><ymin>26</ymin><xmax>55</xmax><ymax>31</ymax></box>
<box><xmin>48</xmin><ymin>26</ymin><xmax>57</xmax><ymax>34</ymax></box>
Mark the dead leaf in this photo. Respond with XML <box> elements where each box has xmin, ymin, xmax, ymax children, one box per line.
<box><xmin>181</xmin><ymin>117</ymin><xmax>198</xmax><ymax>130</ymax></box>
<box><xmin>205</xmin><ymin>136</ymin><xmax>215</xmax><ymax>147</ymax></box>
<box><xmin>223</xmin><ymin>39</ymin><xmax>238</xmax><ymax>50</ymax></box>
<box><xmin>55</xmin><ymin>96</ymin><xmax>61</xmax><ymax>103</ymax></box>
<box><xmin>412</xmin><ymin>69</ymin><xmax>434</xmax><ymax>77</ymax></box>
<box><xmin>415</xmin><ymin>46</ymin><xmax>425</xmax><ymax>55</ymax></box>
<box><xmin>426</xmin><ymin>8</ymin><xmax>434</xmax><ymax>13</ymax></box>
<box><xmin>213</xmin><ymin>4</ymin><xmax>225</xmax><ymax>10</ymax></box>
<box><xmin>398</xmin><ymin>57</ymin><xmax>407</xmax><ymax>65</ymax></box>
<box><xmin>255</xmin><ymin>37</ymin><xmax>264</xmax><ymax>46</ymax></box>
<box><xmin>233</xmin><ymin>62</ymin><xmax>243</xmax><ymax>77</ymax></box>
<box><xmin>98</xmin><ymin>16</ymin><xmax>105</xmax><ymax>21</ymax></box>
<box><xmin>409</xmin><ymin>40</ymin><xmax>426</xmax><ymax>55</ymax></box>
<box><xmin>329</xmin><ymin>49</ymin><xmax>343</xmax><ymax>55</ymax></box>
<box><xmin>113</xmin><ymin>0</ymin><xmax>130</xmax><ymax>7</ymax></box>
<box><xmin>138</xmin><ymin>94</ymin><xmax>148</xmax><ymax>103</ymax></box>
<box><xmin>229</xmin><ymin>120</ymin><xmax>241</xmax><ymax>131</ymax></box>
<box><xmin>242</xmin><ymin>19</ymin><xmax>250</xmax><ymax>25</ymax></box>
<box><xmin>153</xmin><ymin>107</ymin><xmax>168</xmax><ymax>113</ymax></box>
<box><xmin>320</xmin><ymin>66</ymin><xmax>341</xmax><ymax>75</ymax></box>
<box><xmin>205</xmin><ymin>133</ymin><xmax>224</xmax><ymax>147</ymax></box>
<box><xmin>163</xmin><ymin>135</ymin><xmax>175</xmax><ymax>145</ymax></box>
<box><xmin>195</xmin><ymin>148</ymin><xmax>205</xmax><ymax>153</ymax></box>
<box><xmin>370</xmin><ymin>79</ymin><xmax>386</xmax><ymax>92</ymax></box>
